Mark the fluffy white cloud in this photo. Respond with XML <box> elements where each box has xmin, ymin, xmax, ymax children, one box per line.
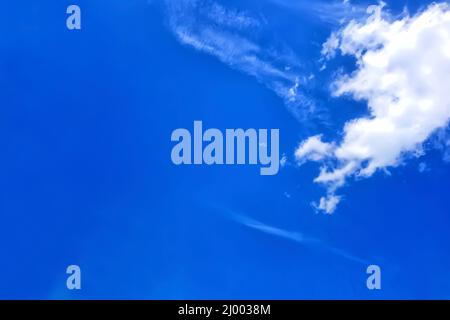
<box><xmin>295</xmin><ymin>135</ymin><xmax>333</xmax><ymax>163</ymax></box>
<box><xmin>314</xmin><ymin>194</ymin><xmax>342</xmax><ymax>215</ymax></box>
<box><xmin>298</xmin><ymin>2</ymin><xmax>450</xmax><ymax>213</ymax></box>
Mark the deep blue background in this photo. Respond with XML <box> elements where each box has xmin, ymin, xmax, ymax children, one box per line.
<box><xmin>1</xmin><ymin>0</ymin><xmax>450</xmax><ymax>299</ymax></box>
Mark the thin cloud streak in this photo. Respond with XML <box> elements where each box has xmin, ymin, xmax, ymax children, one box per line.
<box><xmin>219</xmin><ymin>206</ymin><xmax>369</xmax><ymax>265</ymax></box>
<box><xmin>267</xmin><ymin>0</ymin><xmax>368</xmax><ymax>25</ymax></box>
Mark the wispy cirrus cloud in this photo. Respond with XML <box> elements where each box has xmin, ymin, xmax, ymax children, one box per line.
<box><xmin>432</xmin><ymin>128</ymin><xmax>450</xmax><ymax>163</ymax></box>
<box><xmin>221</xmin><ymin>206</ymin><xmax>368</xmax><ymax>264</ymax></box>
<box><xmin>267</xmin><ymin>0</ymin><xmax>368</xmax><ymax>26</ymax></box>
<box><xmin>164</xmin><ymin>0</ymin><xmax>317</xmax><ymax>121</ymax></box>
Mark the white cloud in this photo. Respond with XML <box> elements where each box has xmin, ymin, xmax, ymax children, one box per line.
<box><xmin>297</xmin><ymin>3</ymin><xmax>450</xmax><ymax>213</ymax></box>
<box><xmin>165</xmin><ymin>0</ymin><xmax>317</xmax><ymax>121</ymax></box>
<box><xmin>321</xmin><ymin>32</ymin><xmax>340</xmax><ymax>59</ymax></box>
<box><xmin>314</xmin><ymin>194</ymin><xmax>342</xmax><ymax>215</ymax></box>
<box><xmin>295</xmin><ymin>135</ymin><xmax>334</xmax><ymax>164</ymax></box>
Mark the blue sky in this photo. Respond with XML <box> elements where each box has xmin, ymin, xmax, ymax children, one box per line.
<box><xmin>2</xmin><ymin>0</ymin><xmax>450</xmax><ymax>299</ymax></box>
